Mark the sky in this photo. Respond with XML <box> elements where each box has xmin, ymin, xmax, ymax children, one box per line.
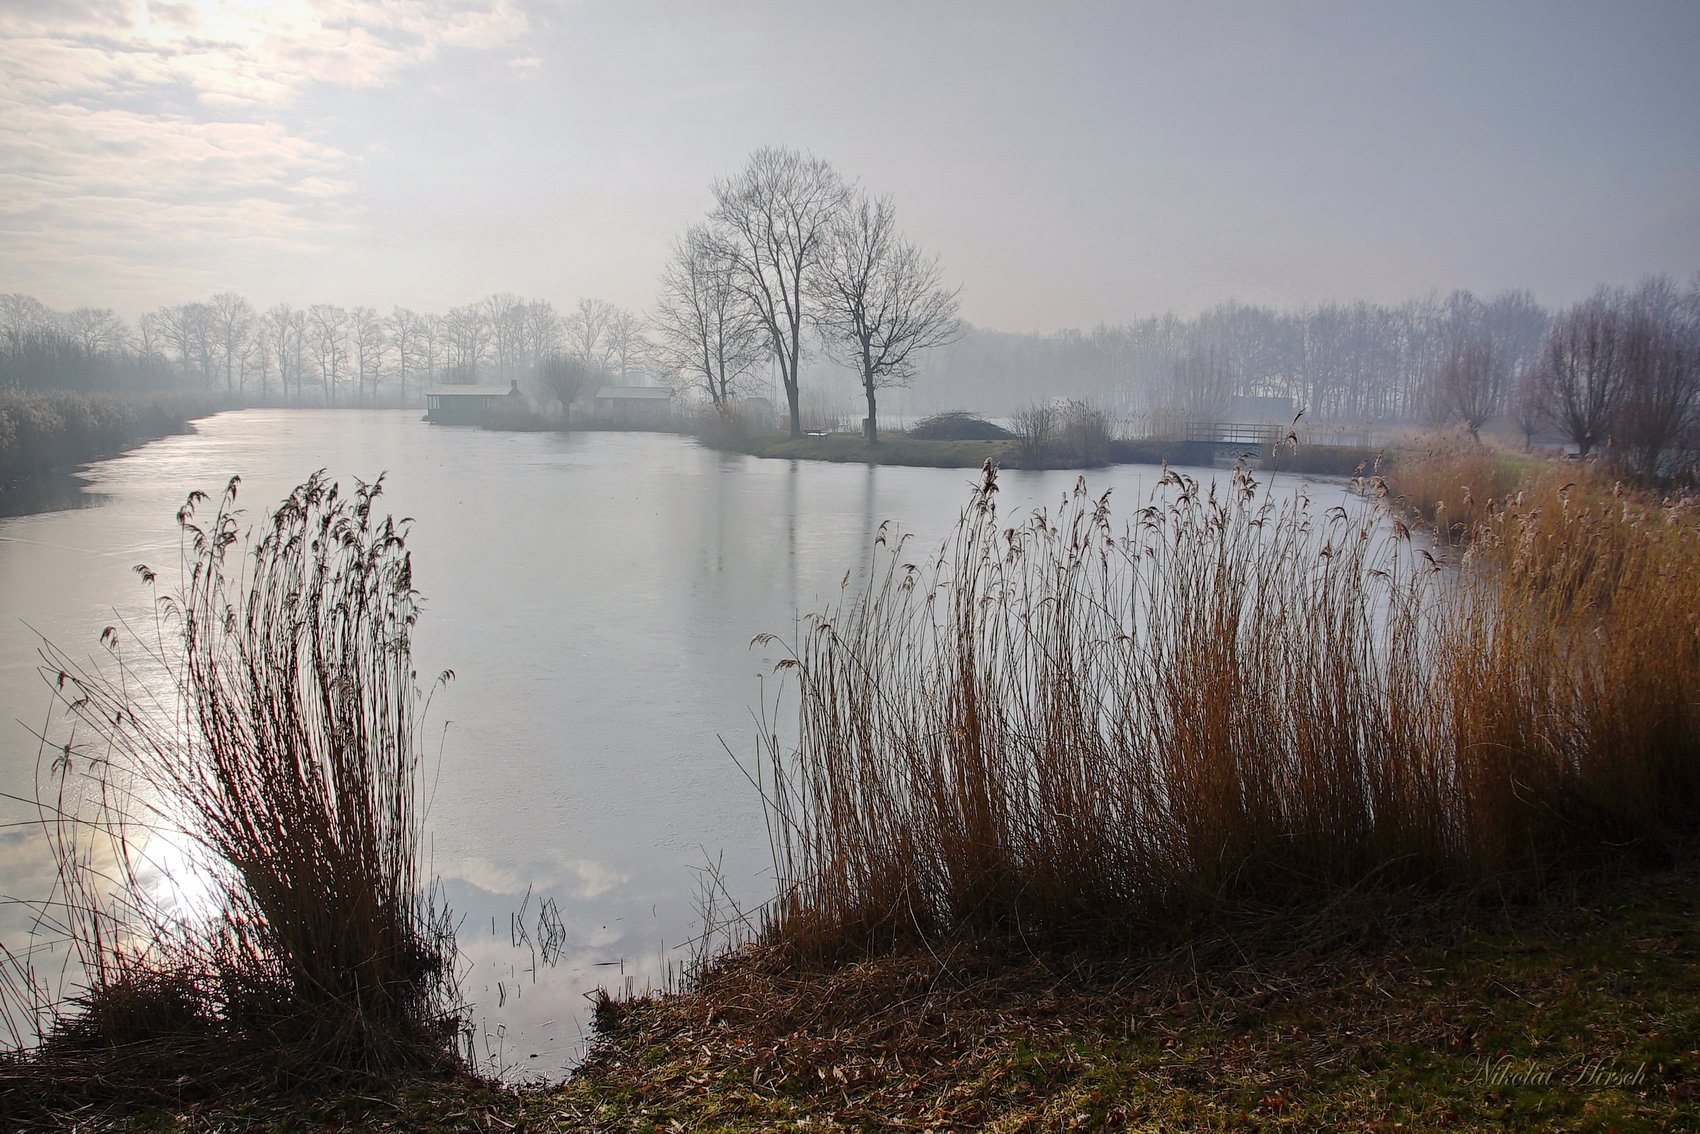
<box><xmin>2</xmin><ymin>0</ymin><xmax>1698</xmax><ymax>333</ymax></box>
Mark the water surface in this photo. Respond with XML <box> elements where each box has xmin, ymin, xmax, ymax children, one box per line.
<box><xmin>0</xmin><ymin>409</ymin><xmax>1349</xmax><ymax>1074</ymax></box>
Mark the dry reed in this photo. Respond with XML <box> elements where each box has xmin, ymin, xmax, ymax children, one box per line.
<box><xmin>3</xmin><ymin>473</ymin><xmax>460</xmax><ymax>1118</ymax></box>
<box><xmin>753</xmin><ymin>459</ymin><xmax>1700</xmax><ymax>964</ymax></box>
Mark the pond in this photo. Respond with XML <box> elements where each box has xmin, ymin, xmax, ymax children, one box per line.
<box><xmin>0</xmin><ymin>409</ymin><xmax>1354</xmax><ymax>1076</ymax></box>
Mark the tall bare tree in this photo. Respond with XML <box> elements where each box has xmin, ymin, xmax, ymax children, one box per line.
<box><xmin>564</xmin><ymin>297</ymin><xmax>618</xmax><ymax>371</ymax></box>
<box><xmin>1615</xmin><ymin>276</ymin><xmax>1699</xmax><ymax>478</ymax></box>
<box><xmin>266</xmin><ymin>304</ymin><xmax>306</xmax><ymax>404</ymax></box>
<box><xmin>1541</xmin><ymin>290</ymin><xmax>1625</xmax><ymax>458</ymax></box>
<box><xmin>1437</xmin><ymin>335</ymin><xmax>1506</xmax><ymax>441</ymax></box>
<box><xmin>308</xmin><ymin>304</ymin><xmax>350</xmax><ymax>404</ymax></box>
<box><xmin>711</xmin><ymin>146</ymin><xmax>849</xmax><ymax>438</ymax></box>
<box><xmin>246</xmin><ymin>324</ymin><xmax>272</xmax><ymax>401</ymax></box>
<box><xmin>418</xmin><ymin>312</ymin><xmax>441</xmax><ymax>386</ymax></box>
<box><xmin>812</xmin><ymin>190</ymin><xmax>961</xmax><ymax>443</ymax></box>
<box><xmin>387</xmin><ymin>307</ymin><xmax>424</xmax><ymax>403</ymax></box>
<box><xmin>351</xmin><ymin>306</ymin><xmax>388</xmax><ymax>404</ymax></box>
<box><xmin>484</xmin><ymin>292</ymin><xmax>527</xmax><ymax>379</ymax></box>
<box><xmin>0</xmin><ymin>293</ymin><xmax>52</xmax><ymax>360</ymax></box>
<box><xmin>442</xmin><ymin>303</ymin><xmax>490</xmax><ymax>379</ymax></box>
<box><xmin>605</xmin><ymin>306</ymin><xmax>646</xmax><ymax>383</ymax></box>
<box><xmin>65</xmin><ymin>307</ymin><xmax>129</xmax><ymax>356</ymax></box>
<box><xmin>209</xmin><ymin>291</ymin><xmax>254</xmax><ymax>393</ymax></box>
<box><xmin>652</xmin><ymin>224</ymin><xmax>766</xmax><ymax>408</ymax></box>
<box><xmin>520</xmin><ymin>300</ymin><xmax>561</xmax><ymax>374</ymax></box>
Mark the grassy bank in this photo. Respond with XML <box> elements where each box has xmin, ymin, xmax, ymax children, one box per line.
<box><xmin>711</xmin><ymin>427</ymin><xmax>1380</xmax><ymax>474</ymax></box>
<box><xmin>731</xmin><ymin>430</ymin><xmax>1015</xmax><ymax>467</ymax></box>
<box><xmin>31</xmin><ymin>861</ymin><xmax>1699</xmax><ymax>1131</ymax></box>
<box><xmin>0</xmin><ymin>388</ymin><xmax>220</xmax><ymax>485</ymax></box>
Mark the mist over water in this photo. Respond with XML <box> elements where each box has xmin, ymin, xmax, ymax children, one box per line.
<box><xmin>0</xmin><ymin>409</ymin><xmax>1355</xmax><ymax>1074</ymax></box>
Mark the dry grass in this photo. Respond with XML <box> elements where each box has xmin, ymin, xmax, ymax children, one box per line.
<box><xmin>2</xmin><ymin>473</ymin><xmax>462</xmax><ymax>1124</ymax></box>
<box><xmin>1384</xmin><ymin>431</ymin><xmax>1524</xmax><ymax>542</ymax></box>
<box><xmin>752</xmin><ymin>458</ymin><xmax>1700</xmax><ymax>966</ymax></box>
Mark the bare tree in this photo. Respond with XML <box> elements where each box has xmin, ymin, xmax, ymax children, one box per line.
<box><xmin>246</xmin><ymin>323</ymin><xmax>273</xmax><ymax>402</ymax></box>
<box><xmin>266</xmin><ymin>304</ymin><xmax>306</xmax><ymax>404</ymax></box>
<box><xmin>152</xmin><ymin>301</ymin><xmax>216</xmax><ymax>387</ymax></box>
<box><xmin>1437</xmin><ymin>335</ymin><xmax>1506</xmax><ymax>441</ymax></box>
<box><xmin>1541</xmin><ymin>290</ymin><xmax>1625</xmax><ymax>458</ymax></box>
<box><xmin>0</xmin><ymin>293</ymin><xmax>53</xmax><ymax>359</ymax></box>
<box><xmin>520</xmin><ymin>300</ymin><xmax>561</xmax><ymax>373</ymax></box>
<box><xmin>605</xmin><ymin>306</ymin><xmax>646</xmax><ymax>383</ymax></box>
<box><xmin>1510</xmin><ymin>363</ymin><xmax>1545</xmax><ymax>452</ymax></box>
<box><xmin>538</xmin><ymin>351</ymin><xmax>597</xmax><ymax>418</ymax></box>
<box><xmin>136</xmin><ymin>310</ymin><xmax>164</xmax><ymax>369</ymax></box>
<box><xmin>442</xmin><ymin>302</ymin><xmax>490</xmax><ymax>379</ymax></box>
<box><xmin>711</xmin><ymin>146</ymin><xmax>849</xmax><ymax>438</ymax></box>
<box><xmin>350</xmin><ymin>306</ymin><xmax>388</xmax><ymax>404</ymax></box>
<box><xmin>388</xmin><ymin>307</ymin><xmax>424</xmax><ymax>403</ymax></box>
<box><xmin>65</xmin><ymin>307</ymin><xmax>129</xmax><ymax>356</ymax></box>
<box><xmin>484</xmin><ymin>292</ymin><xmax>526</xmax><ymax>379</ymax></box>
<box><xmin>812</xmin><ymin>190</ymin><xmax>961</xmax><ymax>443</ymax></box>
<box><xmin>563</xmin><ymin>297</ymin><xmax>617</xmax><ymax>370</ymax></box>
<box><xmin>1615</xmin><ymin>276</ymin><xmax>1699</xmax><ymax>478</ymax></box>
<box><xmin>308</xmin><ymin>304</ymin><xmax>350</xmax><ymax>405</ymax></box>
<box><xmin>209</xmin><ymin>291</ymin><xmax>254</xmax><ymax>393</ymax></box>
<box><xmin>651</xmin><ymin>224</ymin><xmax>766</xmax><ymax>408</ymax></box>
<box><xmin>417</xmin><ymin>312</ymin><xmax>441</xmax><ymax>386</ymax></box>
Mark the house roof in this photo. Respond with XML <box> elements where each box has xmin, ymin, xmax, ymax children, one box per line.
<box><xmin>428</xmin><ymin>384</ymin><xmax>514</xmax><ymax>397</ymax></box>
<box><xmin>596</xmin><ymin>386</ymin><xmax>673</xmax><ymax>401</ymax></box>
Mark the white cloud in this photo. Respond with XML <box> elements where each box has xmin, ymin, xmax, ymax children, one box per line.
<box><xmin>0</xmin><ymin>0</ymin><xmax>532</xmax><ymax>306</ymax></box>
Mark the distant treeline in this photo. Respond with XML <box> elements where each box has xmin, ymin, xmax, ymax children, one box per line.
<box><xmin>0</xmin><ymin>388</ymin><xmax>217</xmax><ymax>484</ymax></box>
<box><xmin>0</xmin><ymin>291</ymin><xmax>644</xmax><ymax>410</ymax></box>
<box><xmin>7</xmin><ymin>273</ymin><xmax>1699</xmax><ymax>479</ymax></box>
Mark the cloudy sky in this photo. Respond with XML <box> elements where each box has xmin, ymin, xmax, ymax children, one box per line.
<box><xmin>2</xmin><ymin>0</ymin><xmax>1697</xmax><ymax>332</ymax></box>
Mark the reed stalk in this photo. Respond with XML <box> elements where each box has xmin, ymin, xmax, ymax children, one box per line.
<box><xmin>3</xmin><ymin>473</ymin><xmax>459</xmax><ymax>1112</ymax></box>
<box><xmin>756</xmin><ymin>459</ymin><xmax>1700</xmax><ymax>964</ymax></box>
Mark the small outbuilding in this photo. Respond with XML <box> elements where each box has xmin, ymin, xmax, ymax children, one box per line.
<box><xmin>593</xmin><ymin>386</ymin><xmax>674</xmax><ymax>428</ymax></box>
<box><xmin>426</xmin><ymin>380</ymin><xmax>520</xmax><ymax>424</ymax></box>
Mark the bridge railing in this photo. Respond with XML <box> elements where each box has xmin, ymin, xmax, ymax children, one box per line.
<box><xmin>1184</xmin><ymin>421</ymin><xmax>1284</xmax><ymax>446</ymax></box>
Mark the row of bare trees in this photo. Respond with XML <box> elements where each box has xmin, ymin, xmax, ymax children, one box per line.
<box><xmin>915</xmin><ymin>290</ymin><xmax>1554</xmax><ymax>427</ymax></box>
<box><xmin>651</xmin><ymin>146</ymin><xmax>963</xmax><ymax>442</ymax></box>
<box><xmin>0</xmin><ymin>292</ymin><xmax>650</xmax><ymax>407</ymax></box>
<box><xmin>1529</xmin><ymin>278</ymin><xmax>1700</xmax><ymax>476</ymax></box>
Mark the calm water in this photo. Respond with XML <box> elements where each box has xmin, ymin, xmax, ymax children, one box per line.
<box><xmin>0</xmin><ymin>409</ymin><xmax>1348</xmax><ymax>1075</ymax></box>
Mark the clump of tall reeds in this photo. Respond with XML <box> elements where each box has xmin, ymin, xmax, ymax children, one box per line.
<box><xmin>1385</xmin><ymin>430</ymin><xmax>1522</xmax><ymax>542</ymax></box>
<box><xmin>753</xmin><ymin>459</ymin><xmax>1700</xmax><ymax>965</ymax></box>
<box><xmin>2</xmin><ymin>473</ymin><xmax>460</xmax><ymax>1115</ymax></box>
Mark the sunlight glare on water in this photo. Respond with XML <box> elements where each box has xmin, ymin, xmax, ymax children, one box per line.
<box><xmin>0</xmin><ymin>409</ymin><xmax>1365</xmax><ymax>1075</ymax></box>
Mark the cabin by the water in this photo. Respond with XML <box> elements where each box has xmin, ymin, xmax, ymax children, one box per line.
<box><xmin>426</xmin><ymin>381</ymin><xmax>520</xmax><ymax>424</ymax></box>
<box><xmin>593</xmin><ymin>385</ymin><xmax>674</xmax><ymax>428</ymax></box>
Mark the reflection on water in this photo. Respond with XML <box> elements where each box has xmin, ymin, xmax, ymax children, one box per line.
<box><xmin>0</xmin><ymin>409</ymin><xmax>1356</xmax><ymax>1076</ymax></box>
<box><xmin>0</xmin><ymin>471</ymin><xmax>111</xmax><ymax>518</ymax></box>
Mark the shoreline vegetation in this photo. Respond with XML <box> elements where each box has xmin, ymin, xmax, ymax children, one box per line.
<box><xmin>3</xmin><ymin>476</ymin><xmax>460</xmax><ymax>1127</ymax></box>
<box><xmin>0</xmin><ymin>388</ymin><xmax>221</xmax><ymax>491</ymax></box>
<box><xmin>485</xmin><ymin>402</ymin><xmax>1388</xmax><ymax>477</ymax></box>
<box><xmin>6</xmin><ymin>437</ymin><xmax>1699</xmax><ymax>1131</ymax></box>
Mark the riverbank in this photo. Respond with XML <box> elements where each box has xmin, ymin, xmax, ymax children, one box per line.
<box><xmin>720</xmin><ymin>430</ymin><xmax>1381</xmax><ymax>475</ymax></box>
<box><xmin>0</xmin><ymin>388</ymin><xmax>221</xmax><ymax>497</ymax></box>
<box><xmin>30</xmin><ymin>859</ymin><xmax>1697</xmax><ymax>1131</ymax></box>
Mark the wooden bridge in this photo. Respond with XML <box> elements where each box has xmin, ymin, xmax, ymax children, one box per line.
<box><xmin>1182</xmin><ymin>421</ymin><xmax>1286</xmax><ymax>463</ymax></box>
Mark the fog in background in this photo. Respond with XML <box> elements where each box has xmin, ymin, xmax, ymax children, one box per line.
<box><xmin>4</xmin><ymin>0</ymin><xmax>1698</xmax><ymax>333</ymax></box>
